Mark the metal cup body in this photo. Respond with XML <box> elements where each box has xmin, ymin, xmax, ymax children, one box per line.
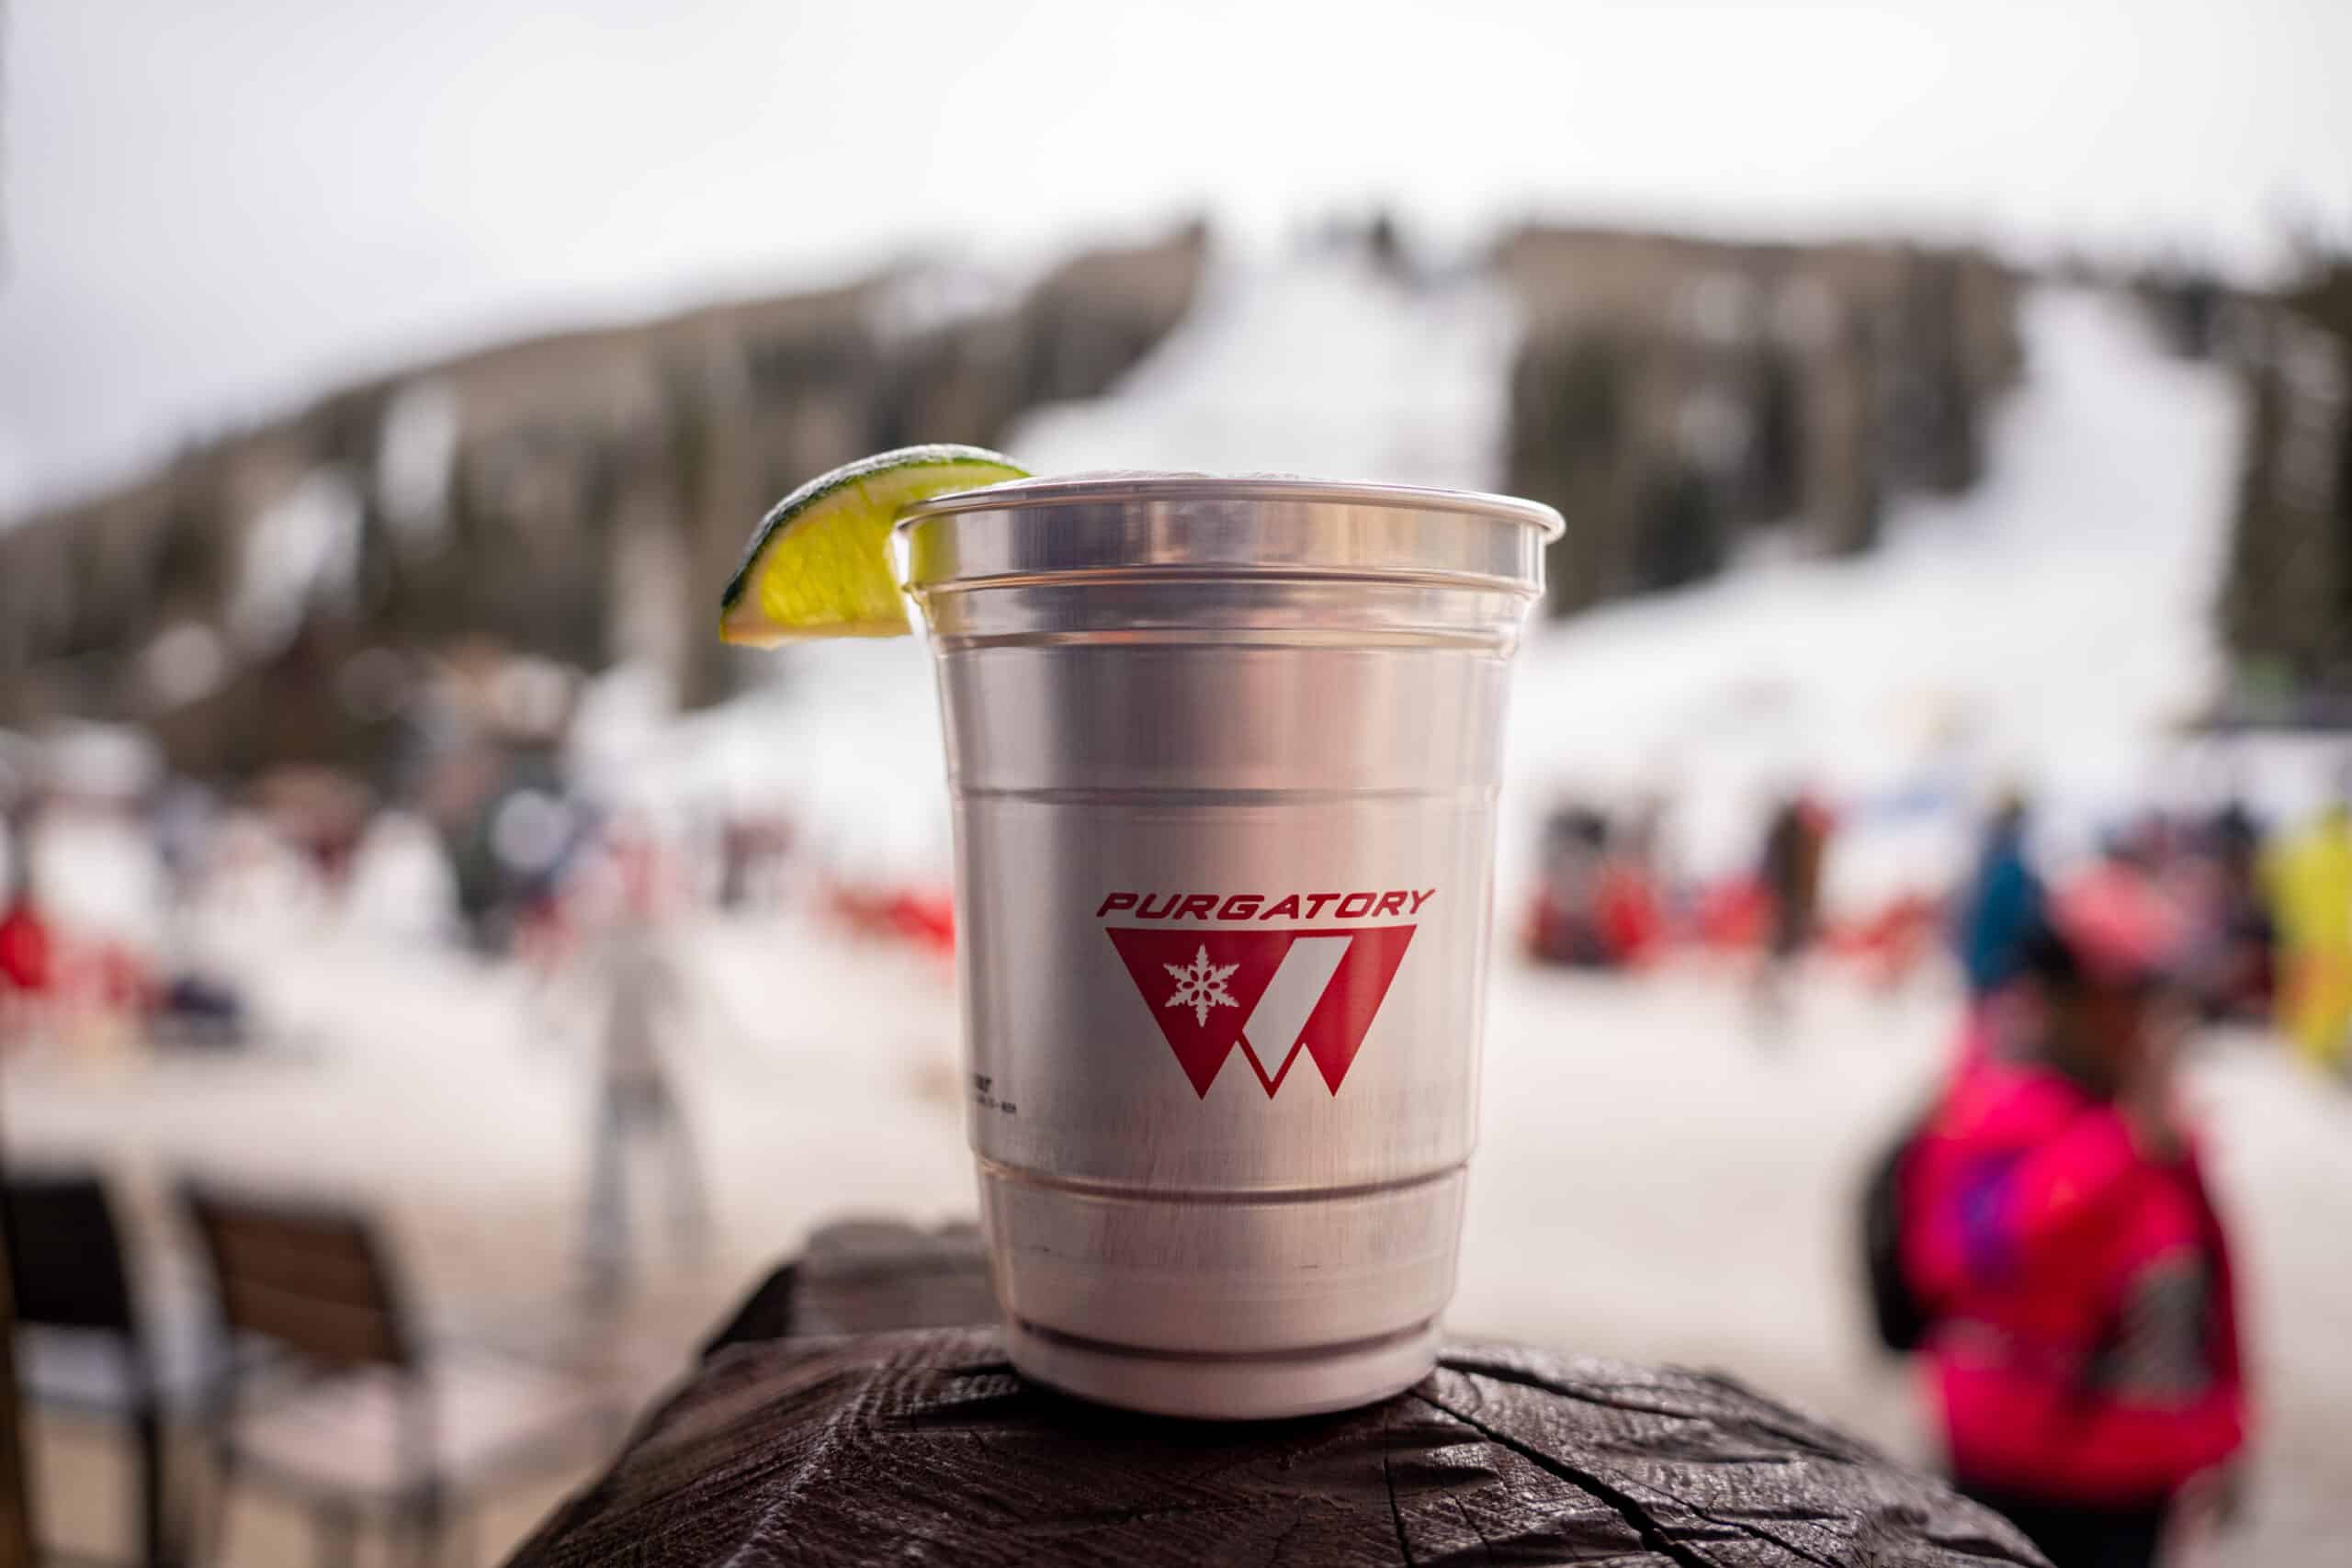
<box><xmin>901</xmin><ymin>477</ymin><xmax>1555</xmax><ymax>1417</ymax></box>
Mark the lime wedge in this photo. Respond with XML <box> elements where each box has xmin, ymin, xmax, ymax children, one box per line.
<box><xmin>718</xmin><ymin>445</ymin><xmax>1027</xmax><ymax>645</ymax></box>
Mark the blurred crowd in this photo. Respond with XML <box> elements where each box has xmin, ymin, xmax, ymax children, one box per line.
<box><xmin>0</xmin><ymin>712</ymin><xmax>833</xmax><ymax>1065</ymax></box>
<box><xmin>1522</xmin><ymin>774</ymin><xmax>2352</xmax><ymax>1082</ymax></box>
<box><xmin>11</xmin><ymin>716</ymin><xmax>2352</xmax><ymax>1093</ymax></box>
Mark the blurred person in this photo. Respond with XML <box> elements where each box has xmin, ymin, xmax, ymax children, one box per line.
<box><xmin>469</xmin><ymin>774</ymin><xmax>586</xmax><ymax>955</ymax></box>
<box><xmin>1527</xmin><ymin>801</ymin><xmax>1668</xmax><ymax>971</ymax></box>
<box><xmin>251</xmin><ymin>765</ymin><xmax>375</xmax><ymax>906</ymax></box>
<box><xmin>14</xmin><ymin>794</ymin><xmax>167</xmax><ymax>1059</ymax></box>
<box><xmin>2264</xmin><ymin>791</ymin><xmax>2352</xmax><ymax>1077</ymax></box>
<box><xmin>149</xmin><ymin>775</ymin><xmax>220</xmax><ymax>908</ymax></box>
<box><xmin>717</xmin><ymin>809</ymin><xmax>796</xmax><ymax>913</ymax></box>
<box><xmin>1525</xmin><ymin>802</ymin><xmax>1613</xmax><ymax>967</ymax></box>
<box><xmin>1953</xmin><ymin>793</ymin><xmax>2045</xmax><ymax>1000</ymax></box>
<box><xmin>1754</xmin><ymin>789</ymin><xmax>1832</xmax><ymax>1029</ymax></box>
<box><xmin>135</xmin><ymin>776</ymin><xmax>259</xmax><ymax>1049</ymax></box>
<box><xmin>1593</xmin><ymin>852</ymin><xmax>1667</xmax><ymax>970</ymax></box>
<box><xmin>1904</xmin><ymin>879</ymin><xmax>2249</xmax><ymax>1568</ymax></box>
<box><xmin>0</xmin><ymin>859</ymin><xmax>57</xmax><ymax>1048</ymax></box>
<box><xmin>577</xmin><ymin>829</ymin><xmax>709</xmax><ymax>1306</ymax></box>
<box><xmin>2192</xmin><ymin>798</ymin><xmax>2273</xmax><ymax>1022</ymax></box>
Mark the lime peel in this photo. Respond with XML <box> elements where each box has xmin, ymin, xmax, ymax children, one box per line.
<box><xmin>719</xmin><ymin>445</ymin><xmax>1028</xmax><ymax>646</ymax></box>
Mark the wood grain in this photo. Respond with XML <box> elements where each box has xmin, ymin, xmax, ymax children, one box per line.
<box><xmin>508</xmin><ymin>1327</ymin><xmax>2048</xmax><ymax>1567</ymax></box>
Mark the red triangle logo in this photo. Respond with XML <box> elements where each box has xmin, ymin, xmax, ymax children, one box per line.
<box><xmin>1106</xmin><ymin>929</ymin><xmax>1293</xmax><ymax>1097</ymax></box>
<box><xmin>1105</xmin><ymin>926</ymin><xmax>1415</xmax><ymax>1098</ymax></box>
<box><xmin>1297</xmin><ymin>924</ymin><xmax>1416</xmax><ymax>1093</ymax></box>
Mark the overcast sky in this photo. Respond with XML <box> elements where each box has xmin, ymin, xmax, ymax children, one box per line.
<box><xmin>4</xmin><ymin>0</ymin><xmax>2347</xmax><ymax>520</ymax></box>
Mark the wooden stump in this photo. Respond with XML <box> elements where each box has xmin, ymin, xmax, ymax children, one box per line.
<box><xmin>510</xmin><ymin>1324</ymin><xmax>2045</xmax><ymax>1566</ymax></box>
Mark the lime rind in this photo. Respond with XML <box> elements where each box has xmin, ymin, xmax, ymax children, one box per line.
<box><xmin>718</xmin><ymin>444</ymin><xmax>1027</xmax><ymax>646</ymax></box>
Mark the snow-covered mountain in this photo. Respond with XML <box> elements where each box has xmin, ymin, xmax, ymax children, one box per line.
<box><xmin>621</xmin><ymin>262</ymin><xmax>2321</xmax><ymax>909</ymax></box>
<box><xmin>1499</xmin><ymin>287</ymin><xmax>2258</xmax><ymax>905</ymax></box>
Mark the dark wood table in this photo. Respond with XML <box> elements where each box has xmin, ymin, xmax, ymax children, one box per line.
<box><xmin>510</xmin><ymin>1224</ymin><xmax>2046</xmax><ymax>1566</ymax></box>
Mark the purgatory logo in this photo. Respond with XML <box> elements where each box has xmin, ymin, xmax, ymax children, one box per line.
<box><xmin>1098</xmin><ymin>889</ymin><xmax>1427</xmax><ymax>1099</ymax></box>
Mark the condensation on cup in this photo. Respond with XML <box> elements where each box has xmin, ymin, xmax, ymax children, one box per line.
<box><xmin>898</xmin><ymin>474</ymin><xmax>1559</xmax><ymax>1418</ymax></box>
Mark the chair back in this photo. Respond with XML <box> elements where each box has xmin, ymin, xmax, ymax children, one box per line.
<box><xmin>180</xmin><ymin>1185</ymin><xmax>412</xmax><ymax>1371</ymax></box>
<box><xmin>5</xmin><ymin>1173</ymin><xmax>175</xmax><ymax>1568</ymax></box>
<box><xmin>3</xmin><ymin>1169</ymin><xmax>138</xmax><ymax>1337</ymax></box>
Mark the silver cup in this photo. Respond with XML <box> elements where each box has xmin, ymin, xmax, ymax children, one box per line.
<box><xmin>899</xmin><ymin>475</ymin><xmax>1558</xmax><ymax>1417</ymax></box>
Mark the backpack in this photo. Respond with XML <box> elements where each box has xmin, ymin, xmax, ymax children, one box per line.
<box><xmin>1861</xmin><ymin>1113</ymin><xmax>1933</xmax><ymax>1352</ymax></box>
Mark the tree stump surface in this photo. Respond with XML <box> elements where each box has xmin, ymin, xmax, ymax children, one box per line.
<box><xmin>511</xmin><ymin>1319</ymin><xmax>2046</xmax><ymax>1566</ymax></box>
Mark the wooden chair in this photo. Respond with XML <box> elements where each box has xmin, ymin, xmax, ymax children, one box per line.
<box><xmin>177</xmin><ymin>1184</ymin><xmax>610</xmax><ymax>1568</ymax></box>
<box><xmin>1</xmin><ymin>1169</ymin><xmax>175</xmax><ymax>1567</ymax></box>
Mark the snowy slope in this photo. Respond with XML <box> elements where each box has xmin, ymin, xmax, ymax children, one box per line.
<box><xmin>1501</xmin><ymin>287</ymin><xmax>2255</xmax><ymax>908</ymax></box>
<box><xmin>603</xmin><ymin>249</ymin><xmax>1526</xmax><ymax>878</ymax></box>
<box><xmin>665</xmin><ymin>268</ymin><xmax>2260</xmax><ymax>910</ymax></box>
<box><xmin>1009</xmin><ymin>248</ymin><xmax>1516</xmax><ymax>489</ymax></box>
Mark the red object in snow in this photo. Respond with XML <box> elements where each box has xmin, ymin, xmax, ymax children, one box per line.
<box><xmin>1826</xmin><ymin>893</ymin><xmax>1944</xmax><ymax>985</ymax></box>
<box><xmin>1594</xmin><ymin>865</ymin><xmax>1666</xmax><ymax>966</ymax></box>
<box><xmin>0</xmin><ymin>901</ymin><xmax>55</xmax><ymax>995</ymax></box>
<box><xmin>826</xmin><ymin>881</ymin><xmax>956</xmax><ymax>957</ymax></box>
<box><xmin>888</xmin><ymin>891</ymin><xmax>956</xmax><ymax>956</ymax></box>
<box><xmin>81</xmin><ymin>943</ymin><xmax>153</xmax><ymax>1012</ymax></box>
<box><xmin>1694</xmin><ymin>877</ymin><xmax>1771</xmax><ymax>952</ymax></box>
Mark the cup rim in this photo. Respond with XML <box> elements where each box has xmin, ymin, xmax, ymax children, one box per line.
<box><xmin>898</xmin><ymin>470</ymin><xmax>1565</xmax><ymax>541</ymax></box>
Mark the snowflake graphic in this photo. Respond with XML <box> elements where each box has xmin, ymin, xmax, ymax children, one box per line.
<box><xmin>1163</xmin><ymin>945</ymin><xmax>1240</xmax><ymax>1027</ymax></box>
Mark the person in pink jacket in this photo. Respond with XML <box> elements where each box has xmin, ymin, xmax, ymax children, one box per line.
<box><xmin>1905</xmin><ymin>872</ymin><xmax>2249</xmax><ymax>1568</ymax></box>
